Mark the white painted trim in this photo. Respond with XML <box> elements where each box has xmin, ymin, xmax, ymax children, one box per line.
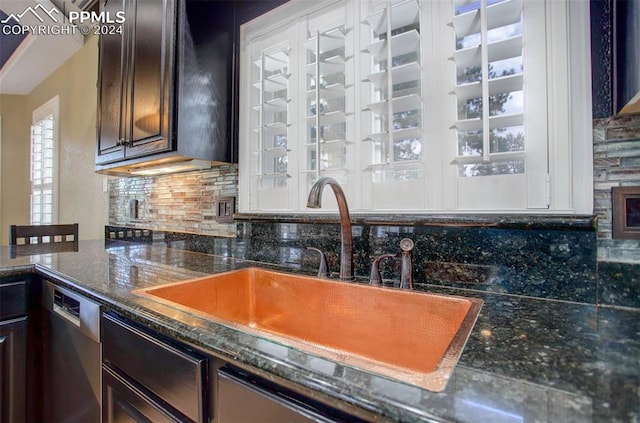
<box><xmin>545</xmin><ymin>0</ymin><xmax>572</xmax><ymax>212</ymax></box>
<box><xmin>568</xmin><ymin>0</ymin><xmax>594</xmax><ymax>214</ymax></box>
<box><xmin>543</xmin><ymin>0</ymin><xmax>594</xmax><ymax>214</ymax></box>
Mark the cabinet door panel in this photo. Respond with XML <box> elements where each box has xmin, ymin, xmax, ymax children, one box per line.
<box><xmin>96</xmin><ymin>0</ymin><xmax>126</xmax><ymax>164</ymax></box>
<box><xmin>0</xmin><ymin>318</ymin><xmax>27</xmax><ymax>423</ymax></box>
<box><xmin>0</xmin><ymin>280</ymin><xmax>27</xmax><ymax>320</ymax></box>
<box><xmin>125</xmin><ymin>0</ymin><xmax>173</xmax><ymax>158</ymax></box>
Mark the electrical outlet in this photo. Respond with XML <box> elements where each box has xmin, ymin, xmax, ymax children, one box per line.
<box><xmin>214</xmin><ymin>197</ymin><xmax>235</xmax><ymax>223</ymax></box>
<box><xmin>129</xmin><ymin>199</ymin><xmax>139</xmax><ymax>219</ymax></box>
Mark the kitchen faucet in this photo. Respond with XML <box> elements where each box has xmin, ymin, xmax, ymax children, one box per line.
<box><xmin>306</xmin><ymin>177</ymin><xmax>354</xmax><ymax>281</ymax></box>
<box><xmin>369</xmin><ymin>238</ymin><xmax>415</xmax><ymax>289</ymax></box>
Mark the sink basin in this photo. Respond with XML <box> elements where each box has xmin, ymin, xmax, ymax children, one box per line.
<box><xmin>134</xmin><ymin>267</ymin><xmax>482</xmax><ymax>391</ymax></box>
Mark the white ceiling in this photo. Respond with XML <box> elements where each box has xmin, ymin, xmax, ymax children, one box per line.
<box><xmin>0</xmin><ymin>0</ymin><xmax>84</xmax><ymax>95</ymax></box>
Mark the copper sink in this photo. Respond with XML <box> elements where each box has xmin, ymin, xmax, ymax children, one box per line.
<box><xmin>135</xmin><ymin>267</ymin><xmax>482</xmax><ymax>391</ymax></box>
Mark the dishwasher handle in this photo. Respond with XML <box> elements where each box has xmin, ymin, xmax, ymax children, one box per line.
<box><xmin>45</xmin><ymin>281</ymin><xmax>102</xmax><ymax>343</ymax></box>
<box><xmin>53</xmin><ymin>290</ymin><xmax>81</xmax><ymax>326</ymax></box>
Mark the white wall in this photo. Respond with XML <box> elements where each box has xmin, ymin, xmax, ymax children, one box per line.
<box><xmin>0</xmin><ymin>34</ymin><xmax>108</xmax><ymax>244</ymax></box>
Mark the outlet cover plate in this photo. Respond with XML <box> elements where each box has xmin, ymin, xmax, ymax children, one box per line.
<box><xmin>215</xmin><ymin>197</ymin><xmax>235</xmax><ymax>223</ymax></box>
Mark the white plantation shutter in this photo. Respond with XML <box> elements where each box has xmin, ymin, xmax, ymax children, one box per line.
<box><xmin>360</xmin><ymin>0</ymin><xmax>425</xmax><ymax>210</ymax></box>
<box><xmin>241</xmin><ymin>2</ymin><xmax>355</xmax><ymax>212</ymax></box>
<box><xmin>239</xmin><ymin>0</ymin><xmax>591</xmax><ymax>213</ymax></box>
<box><xmin>30</xmin><ymin>97</ymin><xmax>58</xmax><ymax>224</ymax></box>
<box><xmin>247</xmin><ymin>29</ymin><xmax>295</xmax><ymax>210</ymax></box>
<box><xmin>300</xmin><ymin>3</ymin><xmax>355</xmax><ymax>210</ymax></box>
<box><xmin>448</xmin><ymin>0</ymin><xmax>548</xmax><ymax>209</ymax></box>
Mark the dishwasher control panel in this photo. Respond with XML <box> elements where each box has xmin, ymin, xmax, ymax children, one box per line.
<box><xmin>53</xmin><ymin>289</ymin><xmax>81</xmax><ymax>321</ymax></box>
<box><xmin>44</xmin><ymin>281</ymin><xmax>102</xmax><ymax>342</ymax></box>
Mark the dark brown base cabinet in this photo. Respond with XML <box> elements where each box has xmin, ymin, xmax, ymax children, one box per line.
<box><xmin>102</xmin><ymin>312</ymin><xmax>211</xmax><ymax>423</ymax></box>
<box><xmin>0</xmin><ymin>318</ymin><xmax>27</xmax><ymax>423</ymax></box>
<box><xmin>101</xmin><ymin>312</ymin><xmax>364</xmax><ymax>423</ymax></box>
<box><xmin>0</xmin><ymin>278</ymin><xmax>28</xmax><ymax>423</ymax></box>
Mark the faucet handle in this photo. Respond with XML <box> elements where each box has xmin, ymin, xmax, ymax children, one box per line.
<box><xmin>400</xmin><ymin>238</ymin><xmax>414</xmax><ymax>252</ymax></box>
<box><xmin>306</xmin><ymin>247</ymin><xmax>330</xmax><ymax>279</ymax></box>
<box><xmin>369</xmin><ymin>253</ymin><xmax>397</xmax><ymax>286</ymax></box>
<box><xmin>399</xmin><ymin>238</ymin><xmax>414</xmax><ymax>289</ymax></box>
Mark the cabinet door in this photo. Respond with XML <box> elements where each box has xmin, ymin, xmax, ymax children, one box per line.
<box><xmin>0</xmin><ymin>280</ymin><xmax>27</xmax><ymax>320</ymax></box>
<box><xmin>124</xmin><ymin>0</ymin><xmax>174</xmax><ymax>159</ymax></box>
<box><xmin>96</xmin><ymin>0</ymin><xmax>126</xmax><ymax>164</ymax></box>
<box><xmin>96</xmin><ymin>0</ymin><xmax>174</xmax><ymax>165</ymax></box>
<box><xmin>0</xmin><ymin>318</ymin><xmax>27</xmax><ymax>423</ymax></box>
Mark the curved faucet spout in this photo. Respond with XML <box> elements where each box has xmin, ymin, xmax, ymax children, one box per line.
<box><xmin>307</xmin><ymin>177</ymin><xmax>354</xmax><ymax>281</ymax></box>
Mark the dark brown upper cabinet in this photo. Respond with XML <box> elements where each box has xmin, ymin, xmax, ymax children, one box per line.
<box><xmin>96</xmin><ymin>0</ymin><xmax>174</xmax><ymax>168</ymax></box>
<box><xmin>95</xmin><ymin>0</ymin><xmax>244</xmax><ymax>175</ymax></box>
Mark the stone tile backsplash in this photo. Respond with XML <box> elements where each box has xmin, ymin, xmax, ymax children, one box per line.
<box><xmin>108</xmin><ymin>164</ymin><xmax>238</xmax><ymax>237</ymax></box>
<box><xmin>593</xmin><ymin>113</ymin><xmax>640</xmax><ymax>263</ymax></box>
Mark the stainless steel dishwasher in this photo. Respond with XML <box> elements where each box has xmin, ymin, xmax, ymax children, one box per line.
<box><xmin>43</xmin><ymin>280</ymin><xmax>102</xmax><ymax>423</ymax></box>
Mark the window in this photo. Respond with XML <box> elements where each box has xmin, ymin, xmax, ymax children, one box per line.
<box><xmin>238</xmin><ymin>0</ymin><xmax>592</xmax><ymax>214</ymax></box>
<box><xmin>30</xmin><ymin>97</ymin><xmax>59</xmax><ymax>225</ymax></box>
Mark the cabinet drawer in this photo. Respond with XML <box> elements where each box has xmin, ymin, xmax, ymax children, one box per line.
<box><xmin>103</xmin><ymin>365</ymin><xmax>175</xmax><ymax>423</ymax></box>
<box><xmin>0</xmin><ymin>280</ymin><xmax>27</xmax><ymax>320</ymax></box>
<box><xmin>217</xmin><ymin>366</ymin><xmax>367</xmax><ymax>423</ymax></box>
<box><xmin>102</xmin><ymin>313</ymin><xmax>208</xmax><ymax>423</ymax></box>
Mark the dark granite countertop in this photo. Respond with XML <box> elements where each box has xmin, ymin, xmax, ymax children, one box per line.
<box><xmin>1</xmin><ymin>240</ymin><xmax>637</xmax><ymax>422</ymax></box>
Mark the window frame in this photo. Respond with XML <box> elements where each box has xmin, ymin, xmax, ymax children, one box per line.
<box><xmin>30</xmin><ymin>96</ymin><xmax>60</xmax><ymax>225</ymax></box>
<box><xmin>238</xmin><ymin>0</ymin><xmax>593</xmax><ymax>215</ymax></box>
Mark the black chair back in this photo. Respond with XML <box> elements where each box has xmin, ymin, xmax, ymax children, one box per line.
<box><xmin>9</xmin><ymin>223</ymin><xmax>79</xmax><ymax>245</ymax></box>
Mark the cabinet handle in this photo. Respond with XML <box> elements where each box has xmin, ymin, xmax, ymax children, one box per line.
<box><xmin>117</xmin><ymin>138</ymin><xmax>125</xmax><ymax>147</ymax></box>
